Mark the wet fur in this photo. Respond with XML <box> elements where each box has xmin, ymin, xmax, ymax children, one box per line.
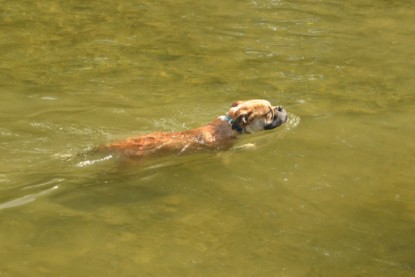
<box><xmin>100</xmin><ymin>99</ymin><xmax>287</xmax><ymax>159</ymax></box>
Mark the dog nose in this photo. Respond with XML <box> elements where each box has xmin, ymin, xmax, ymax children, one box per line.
<box><xmin>276</xmin><ymin>106</ymin><xmax>288</xmax><ymax>123</ymax></box>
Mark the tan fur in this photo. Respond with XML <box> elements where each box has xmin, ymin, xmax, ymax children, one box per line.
<box><xmin>102</xmin><ymin>99</ymin><xmax>287</xmax><ymax>159</ymax></box>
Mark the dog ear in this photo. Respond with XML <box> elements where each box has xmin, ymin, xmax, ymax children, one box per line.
<box><xmin>231</xmin><ymin>100</ymin><xmax>244</xmax><ymax>107</ymax></box>
<box><xmin>232</xmin><ymin>112</ymin><xmax>252</xmax><ymax>132</ymax></box>
<box><xmin>227</xmin><ymin>101</ymin><xmax>244</xmax><ymax>119</ymax></box>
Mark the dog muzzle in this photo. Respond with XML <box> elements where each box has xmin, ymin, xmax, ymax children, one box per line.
<box><xmin>264</xmin><ymin>106</ymin><xmax>288</xmax><ymax>130</ymax></box>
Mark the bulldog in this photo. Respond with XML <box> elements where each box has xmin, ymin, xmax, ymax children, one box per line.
<box><xmin>100</xmin><ymin>99</ymin><xmax>288</xmax><ymax>159</ymax></box>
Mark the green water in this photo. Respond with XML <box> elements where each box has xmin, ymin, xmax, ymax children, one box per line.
<box><xmin>1</xmin><ymin>0</ymin><xmax>414</xmax><ymax>275</ymax></box>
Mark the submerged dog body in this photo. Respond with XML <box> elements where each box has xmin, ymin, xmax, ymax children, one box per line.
<box><xmin>102</xmin><ymin>100</ymin><xmax>288</xmax><ymax>159</ymax></box>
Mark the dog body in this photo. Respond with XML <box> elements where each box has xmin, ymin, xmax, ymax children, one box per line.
<box><xmin>103</xmin><ymin>99</ymin><xmax>287</xmax><ymax>159</ymax></box>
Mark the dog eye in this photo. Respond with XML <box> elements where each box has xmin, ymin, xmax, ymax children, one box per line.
<box><xmin>265</xmin><ymin>108</ymin><xmax>273</xmax><ymax>117</ymax></box>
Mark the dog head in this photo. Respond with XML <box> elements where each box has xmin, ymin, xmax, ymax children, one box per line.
<box><xmin>226</xmin><ymin>99</ymin><xmax>288</xmax><ymax>133</ymax></box>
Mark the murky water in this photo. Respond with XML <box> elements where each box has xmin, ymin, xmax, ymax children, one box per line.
<box><xmin>1</xmin><ymin>0</ymin><xmax>414</xmax><ymax>275</ymax></box>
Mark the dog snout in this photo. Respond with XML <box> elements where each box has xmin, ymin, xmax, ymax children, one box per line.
<box><xmin>275</xmin><ymin>106</ymin><xmax>288</xmax><ymax>122</ymax></box>
<box><xmin>264</xmin><ymin>106</ymin><xmax>288</xmax><ymax>130</ymax></box>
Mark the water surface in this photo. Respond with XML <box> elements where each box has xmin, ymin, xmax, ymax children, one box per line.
<box><xmin>1</xmin><ymin>0</ymin><xmax>414</xmax><ymax>276</ymax></box>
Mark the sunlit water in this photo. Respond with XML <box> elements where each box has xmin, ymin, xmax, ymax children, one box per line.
<box><xmin>1</xmin><ymin>0</ymin><xmax>414</xmax><ymax>276</ymax></box>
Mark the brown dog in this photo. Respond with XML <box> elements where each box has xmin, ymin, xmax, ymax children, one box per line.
<box><xmin>101</xmin><ymin>99</ymin><xmax>288</xmax><ymax>159</ymax></box>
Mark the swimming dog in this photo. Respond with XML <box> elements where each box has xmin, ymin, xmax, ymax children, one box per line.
<box><xmin>101</xmin><ymin>99</ymin><xmax>288</xmax><ymax>159</ymax></box>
